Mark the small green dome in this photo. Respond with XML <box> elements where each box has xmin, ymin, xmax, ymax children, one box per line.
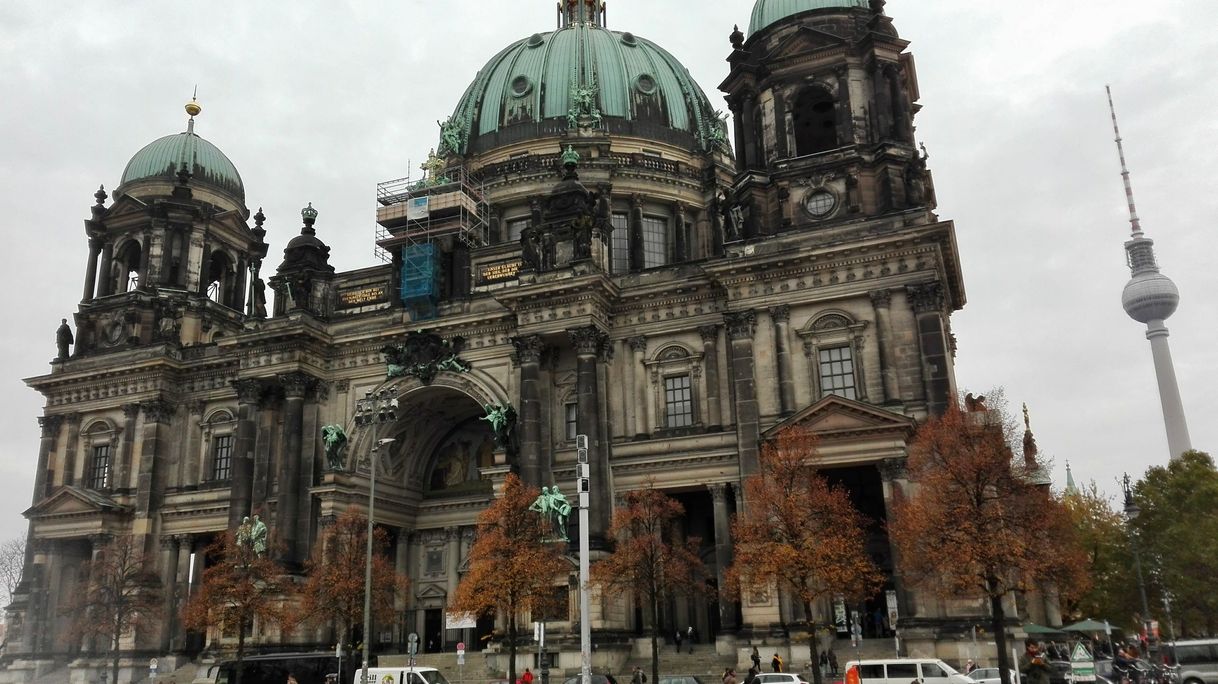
<box><xmin>444</xmin><ymin>23</ymin><xmax>727</xmax><ymax>155</ymax></box>
<box><xmin>119</xmin><ymin>130</ymin><xmax>245</xmax><ymax>202</ymax></box>
<box><xmin>749</xmin><ymin>0</ymin><xmax>871</xmax><ymax>35</ymax></box>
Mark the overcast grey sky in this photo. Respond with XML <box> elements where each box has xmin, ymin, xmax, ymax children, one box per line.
<box><xmin>1</xmin><ymin>0</ymin><xmax>1214</xmax><ymax>545</ymax></box>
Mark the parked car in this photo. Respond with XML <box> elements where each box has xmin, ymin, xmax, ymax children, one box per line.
<box><xmin>562</xmin><ymin>675</ymin><xmax>618</xmax><ymax>684</ymax></box>
<box><xmin>1165</xmin><ymin>639</ymin><xmax>1218</xmax><ymax>684</ymax></box>
<box><xmin>846</xmin><ymin>659</ymin><xmax>973</xmax><ymax>684</ymax></box>
<box><xmin>753</xmin><ymin>674</ymin><xmax>809</xmax><ymax>684</ymax></box>
<box><xmin>966</xmin><ymin>667</ymin><xmax>1015</xmax><ymax>684</ymax></box>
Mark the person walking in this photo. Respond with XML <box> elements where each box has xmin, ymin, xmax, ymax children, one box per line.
<box><xmin>632</xmin><ymin>666</ymin><xmax>647</xmax><ymax>684</ymax></box>
<box><xmin>829</xmin><ymin>650</ymin><xmax>839</xmax><ymax>676</ymax></box>
<box><xmin>675</xmin><ymin>629</ymin><xmax>683</xmax><ymax>653</ymax></box>
<box><xmin>688</xmin><ymin>626</ymin><xmax>695</xmax><ymax>654</ymax></box>
<box><xmin>723</xmin><ymin>669</ymin><xmax>738</xmax><ymax>684</ymax></box>
<box><xmin>746</xmin><ymin>666</ymin><xmax>759</xmax><ymax>684</ymax></box>
<box><xmin>523</xmin><ymin>669</ymin><xmax>535</xmax><ymax>684</ymax></box>
<box><xmin>772</xmin><ymin>653</ymin><xmax>784</xmax><ymax>673</ymax></box>
<box><xmin>1020</xmin><ymin>639</ymin><xmax>1052</xmax><ymax>684</ymax></box>
<box><xmin>751</xmin><ymin>647</ymin><xmax>762</xmax><ymax>672</ymax></box>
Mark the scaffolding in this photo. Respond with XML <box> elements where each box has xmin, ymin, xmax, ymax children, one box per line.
<box><xmin>374</xmin><ymin>162</ymin><xmax>489</xmax><ymax>316</ymax></box>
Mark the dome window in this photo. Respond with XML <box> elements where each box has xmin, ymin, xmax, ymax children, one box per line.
<box><xmin>620</xmin><ymin>32</ymin><xmax>638</xmax><ymax>47</ymax></box>
<box><xmin>511</xmin><ymin>75</ymin><xmax>534</xmax><ymax>98</ymax></box>
<box><xmin>803</xmin><ymin>189</ymin><xmax>838</xmax><ymax>219</ymax></box>
<box><xmin>635</xmin><ymin>74</ymin><xmax>658</xmax><ymax>96</ymax></box>
<box><xmin>527</xmin><ymin>33</ymin><xmax>545</xmax><ymax>48</ymax></box>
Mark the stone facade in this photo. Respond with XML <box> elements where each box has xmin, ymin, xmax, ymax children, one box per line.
<box><xmin>4</xmin><ymin>2</ymin><xmax>1014</xmax><ymax>682</ymax></box>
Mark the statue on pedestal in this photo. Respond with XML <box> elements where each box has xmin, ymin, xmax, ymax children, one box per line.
<box><xmin>55</xmin><ymin>318</ymin><xmax>74</xmax><ymax>360</ymax></box>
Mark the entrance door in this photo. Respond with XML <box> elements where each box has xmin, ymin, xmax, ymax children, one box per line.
<box><xmin>424</xmin><ymin>609</ymin><xmax>443</xmax><ymax>652</ymax></box>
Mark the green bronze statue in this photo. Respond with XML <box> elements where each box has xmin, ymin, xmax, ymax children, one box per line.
<box><xmin>322</xmin><ymin>424</ymin><xmax>349</xmax><ymax>471</ymax></box>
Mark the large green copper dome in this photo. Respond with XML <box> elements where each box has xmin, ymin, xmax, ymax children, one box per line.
<box><xmin>443</xmin><ymin>23</ymin><xmax>727</xmax><ymax>155</ymax></box>
<box><xmin>749</xmin><ymin>0</ymin><xmax>871</xmax><ymax>35</ymax></box>
<box><xmin>119</xmin><ymin>128</ymin><xmax>245</xmax><ymax>202</ymax></box>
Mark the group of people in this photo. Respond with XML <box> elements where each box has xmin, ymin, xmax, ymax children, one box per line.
<box><xmin>674</xmin><ymin>625</ymin><xmax>698</xmax><ymax>653</ymax></box>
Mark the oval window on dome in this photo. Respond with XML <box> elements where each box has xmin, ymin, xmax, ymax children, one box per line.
<box><xmin>635</xmin><ymin>74</ymin><xmax>658</xmax><ymax>96</ymax></box>
<box><xmin>527</xmin><ymin>33</ymin><xmax>545</xmax><ymax>48</ymax></box>
<box><xmin>620</xmin><ymin>32</ymin><xmax>638</xmax><ymax>46</ymax></box>
<box><xmin>511</xmin><ymin>75</ymin><xmax>533</xmax><ymax>98</ymax></box>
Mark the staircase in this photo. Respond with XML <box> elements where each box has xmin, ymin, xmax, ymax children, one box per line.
<box><xmin>626</xmin><ymin>644</ymin><xmax>738</xmax><ymax>678</ymax></box>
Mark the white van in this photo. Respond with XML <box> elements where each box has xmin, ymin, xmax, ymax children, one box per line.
<box><xmin>353</xmin><ymin>666</ymin><xmax>451</xmax><ymax>684</ymax></box>
<box><xmin>846</xmin><ymin>659</ymin><xmax>974</xmax><ymax>684</ymax></box>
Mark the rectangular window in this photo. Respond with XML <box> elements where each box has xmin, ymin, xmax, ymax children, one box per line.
<box><xmin>642</xmin><ymin>215</ymin><xmax>668</xmax><ymax>269</ymax></box>
<box><xmin>664</xmin><ymin>375</ymin><xmax>693</xmax><ymax>428</ymax></box>
<box><xmin>88</xmin><ymin>444</ymin><xmax>111</xmax><ymax>490</ymax></box>
<box><xmin>565</xmin><ymin>402</ymin><xmax>578</xmax><ymax>441</ymax></box>
<box><xmin>611</xmin><ymin>213</ymin><xmax>630</xmax><ymax>274</ymax></box>
<box><xmin>211</xmin><ymin>434</ymin><xmax>234</xmax><ymax>481</ymax></box>
<box><xmin>818</xmin><ymin>346</ymin><xmax>857</xmax><ymax>399</ymax></box>
<box><xmin>887</xmin><ymin>664</ymin><xmax>919</xmax><ymax>680</ymax></box>
<box><xmin>507</xmin><ymin>217</ymin><xmax>530</xmax><ymax>242</ymax></box>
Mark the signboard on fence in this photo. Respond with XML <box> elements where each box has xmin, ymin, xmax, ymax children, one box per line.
<box><xmin>446</xmin><ymin>611</ymin><xmax>478</xmax><ymax>630</ymax></box>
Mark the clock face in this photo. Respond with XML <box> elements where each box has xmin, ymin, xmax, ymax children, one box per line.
<box><xmin>804</xmin><ymin>189</ymin><xmax>837</xmax><ymax>219</ymax></box>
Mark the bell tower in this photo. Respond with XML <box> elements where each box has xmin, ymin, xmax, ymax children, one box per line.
<box><xmin>72</xmin><ymin>100</ymin><xmax>268</xmax><ymax>355</ymax></box>
<box><xmin>720</xmin><ymin>0</ymin><xmax>933</xmax><ymax>238</ymax></box>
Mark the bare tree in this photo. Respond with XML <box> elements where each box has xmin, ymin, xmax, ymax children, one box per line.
<box><xmin>0</xmin><ymin>538</ymin><xmax>26</xmax><ymax>609</ymax></box>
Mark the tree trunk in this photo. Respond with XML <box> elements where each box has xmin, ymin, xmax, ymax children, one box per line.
<box><xmin>650</xmin><ymin>584</ymin><xmax>661</xmax><ymax>684</ymax></box>
<box><xmin>990</xmin><ymin>588</ymin><xmax>1011</xmax><ymax>684</ymax></box>
<box><xmin>508</xmin><ymin>607</ymin><xmax>518</xmax><ymax>684</ymax></box>
<box><xmin>236</xmin><ymin>622</ymin><xmax>247</xmax><ymax>684</ymax></box>
<box><xmin>111</xmin><ymin>628</ymin><xmax>121</xmax><ymax>684</ymax></box>
<box><xmin>805</xmin><ymin>602</ymin><xmax>823</xmax><ymax>684</ymax></box>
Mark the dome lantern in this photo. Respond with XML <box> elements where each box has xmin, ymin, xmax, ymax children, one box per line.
<box><xmin>117</xmin><ymin>102</ymin><xmax>245</xmax><ymax>207</ymax></box>
<box><xmin>748</xmin><ymin>0</ymin><xmax>872</xmax><ymax>36</ymax></box>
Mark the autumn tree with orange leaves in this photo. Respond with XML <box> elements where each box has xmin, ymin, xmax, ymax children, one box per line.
<box><xmin>297</xmin><ymin>510</ymin><xmax>410</xmax><ymax>666</ymax></box>
<box><xmin>729</xmin><ymin>428</ymin><xmax>883</xmax><ymax>684</ymax></box>
<box><xmin>888</xmin><ymin>396</ymin><xmax>1087</xmax><ymax>684</ymax></box>
<box><xmin>591</xmin><ymin>482</ymin><xmax>707</xmax><ymax>684</ymax></box>
<box><xmin>451</xmin><ymin>474</ymin><xmax>569</xmax><ymax>684</ymax></box>
<box><xmin>182</xmin><ymin>533</ymin><xmax>290</xmax><ymax>684</ymax></box>
<box><xmin>61</xmin><ymin>534</ymin><xmax>162</xmax><ymax>684</ymax></box>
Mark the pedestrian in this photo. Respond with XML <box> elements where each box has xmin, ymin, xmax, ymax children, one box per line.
<box><xmin>675</xmin><ymin>629</ymin><xmax>683</xmax><ymax>653</ymax></box>
<box><xmin>724</xmin><ymin>669</ymin><xmax>738</xmax><ymax>684</ymax></box>
<box><xmin>772</xmin><ymin>653</ymin><xmax>783</xmax><ymax>673</ymax></box>
<box><xmin>873</xmin><ymin>608</ymin><xmax>885</xmax><ymax>638</ymax></box>
<box><xmin>632</xmin><ymin>666</ymin><xmax>647</xmax><ymax>684</ymax></box>
<box><xmin>286</xmin><ymin>674</ymin><xmax>299</xmax><ymax>684</ymax></box>
<box><xmin>965</xmin><ymin>660</ymin><xmax>976</xmax><ymax>675</ymax></box>
<box><xmin>820</xmin><ymin>652</ymin><xmax>829</xmax><ymax>677</ymax></box>
<box><xmin>1020</xmin><ymin>639</ymin><xmax>1051</xmax><ymax>684</ymax></box>
<box><xmin>751</xmin><ymin>647</ymin><xmax>762</xmax><ymax>672</ymax></box>
<box><xmin>523</xmin><ymin>668</ymin><xmax>535</xmax><ymax>684</ymax></box>
<box><xmin>688</xmin><ymin>626</ymin><xmax>695</xmax><ymax>653</ymax></box>
<box><xmin>746</xmin><ymin>666</ymin><xmax>759</xmax><ymax>684</ymax></box>
<box><xmin>829</xmin><ymin>650</ymin><xmax>838</xmax><ymax>676</ymax></box>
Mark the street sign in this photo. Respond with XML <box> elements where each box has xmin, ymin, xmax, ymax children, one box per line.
<box><xmin>885</xmin><ymin>590</ymin><xmax>899</xmax><ymax>625</ymax></box>
<box><xmin>149</xmin><ymin>657</ymin><xmax>159</xmax><ymax>673</ymax></box>
<box><xmin>457</xmin><ymin>641</ymin><xmax>466</xmax><ymax>653</ymax></box>
<box><xmin>408</xmin><ymin>632</ymin><xmax>419</xmax><ymax>656</ymax></box>
<box><xmin>1071</xmin><ymin>642</ymin><xmax>1096</xmax><ymax>683</ymax></box>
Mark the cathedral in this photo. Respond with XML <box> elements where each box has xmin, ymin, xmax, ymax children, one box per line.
<box><xmin>4</xmin><ymin>0</ymin><xmax>1019</xmax><ymax>681</ymax></box>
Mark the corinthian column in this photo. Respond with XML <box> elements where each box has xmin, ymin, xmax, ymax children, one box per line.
<box><xmin>906</xmin><ymin>282</ymin><xmax>951</xmax><ymax>415</ymax></box>
<box><xmin>770</xmin><ymin>305</ymin><xmax>796</xmax><ymax>416</ymax></box>
<box><xmin>513</xmin><ymin>335</ymin><xmax>546</xmax><ymax>485</ymax></box>
<box><xmin>230</xmin><ymin>379</ymin><xmax>262</xmax><ymax>529</ymax></box>
<box><xmin>726</xmin><ymin>310</ymin><xmax>760</xmax><ymax>474</ymax></box>
<box><xmin>278</xmin><ymin>372</ymin><xmax>314</xmax><ymax>564</ymax></box>
<box><xmin>698</xmin><ymin>326</ymin><xmax>723</xmax><ymax>430</ymax></box>
<box><xmin>628</xmin><ymin>336</ymin><xmax>649</xmax><ymax>439</ymax></box>
<box><xmin>869</xmin><ymin>289</ymin><xmax>902</xmax><ymax>403</ymax></box>
<box><xmin>569</xmin><ymin>325</ymin><xmax>611</xmax><ymax>542</ymax></box>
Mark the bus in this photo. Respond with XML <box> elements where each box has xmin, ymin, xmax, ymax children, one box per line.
<box><xmin>204</xmin><ymin>651</ymin><xmax>356</xmax><ymax>684</ymax></box>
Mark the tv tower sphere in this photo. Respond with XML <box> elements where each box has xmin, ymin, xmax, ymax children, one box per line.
<box><xmin>1122</xmin><ymin>269</ymin><xmax>1179</xmax><ymax>324</ymax></box>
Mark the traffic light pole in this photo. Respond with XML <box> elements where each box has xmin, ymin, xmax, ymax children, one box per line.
<box><xmin>577</xmin><ymin>435</ymin><xmax>591</xmax><ymax>684</ymax></box>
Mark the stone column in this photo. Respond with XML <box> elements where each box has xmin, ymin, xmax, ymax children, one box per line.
<box><xmin>252</xmin><ymin>389</ymin><xmax>279</xmax><ymax>507</ymax></box>
<box><xmin>708</xmin><ymin>483</ymin><xmax>738</xmax><ymax>631</ymax></box>
<box><xmin>173</xmin><ymin>535</ymin><xmax>193</xmax><ymax>651</ymax></box>
<box><xmin>698</xmin><ymin>326</ymin><xmax>723</xmax><ymax>430</ymax></box>
<box><xmin>298</xmin><ymin>382</ymin><xmax>325</xmax><ymax>560</ymax></box>
<box><xmin>513</xmin><ymin>335</ymin><xmax>546</xmax><ymax>486</ymax></box>
<box><xmin>772</xmin><ymin>85</ymin><xmax>790</xmax><ymax>159</ymax></box>
<box><xmin>116</xmin><ymin>404</ymin><xmax>138</xmax><ymax>491</ymax></box>
<box><xmin>230</xmin><ymin>379</ymin><xmax>263</xmax><ymax>530</ymax></box>
<box><xmin>159</xmin><ymin>536</ymin><xmax>180</xmax><ymax>652</ymax></box>
<box><xmin>138</xmin><ymin>229</ymin><xmax>152</xmax><ymax>290</ymax></box>
<box><xmin>727</xmin><ymin>311</ymin><xmax>761</xmax><ymax>475</ymax></box>
<box><xmin>97</xmin><ymin>240</ymin><xmax>115</xmax><ymax>297</ymax></box>
<box><xmin>878</xmin><ymin>458</ymin><xmax>913</xmax><ymax>620</ymax></box>
<box><xmin>569</xmin><ymin>326</ymin><xmax>611</xmax><ymax>542</ymax></box>
<box><xmin>181</xmin><ymin>402</ymin><xmax>204</xmax><ymax>488</ymax></box>
<box><xmin>630</xmin><ymin>194</ymin><xmax>645</xmax><ymax>271</ymax></box>
<box><xmin>82</xmin><ymin>236</ymin><xmax>102</xmax><ymax>302</ymax></box>
<box><xmin>32</xmin><ymin>415</ymin><xmax>61</xmax><ymax>505</ymax></box>
<box><xmin>741</xmin><ymin>91</ymin><xmax>760</xmax><ymax>169</ymax></box>
<box><xmin>872</xmin><ymin>62</ymin><xmax>895</xmax><ymax>142</ymax></box>
<box><xmin>278</xmin><ymin>372</ymin><xmax>312</xmax><ymax>564</ymax></box>
<box><xmin>628</xmin><ymin>336</ymin><xmax>649</xmax><ymax>439</ymax></box>
<box><xmin>135</xmin><ymin>399</ymin><xmax>174</xmax><ymax>518</ymax></box>
<box><xmin>906</xmin><ymin>282</ymin><xmax>952</xmax><ymax>415</ymax></box>
<box><xmin>835</xmin><ymin>66</ymin><xmax>853</xmax><ymax>145</ymax></box>
<box><xmin>61</xmin><ymin>413</ymin><xmax>81</xmax><ymax>487</ymax></box>
<box><xmin>673</xmin><ymin>201</ymin><xmax>688</xmax><ymax>263</ymax></box>
<box><xmin>770</xmin><ymin>305</ymin><xmax>796</xmax><ymax>416</ymax></box>
<box><xmin>869</xmin><ymin>289</ymin><xmax>902</xmax><ymax>403</ymax></box>
<box><xmin>730</xmin><ymin>100</ymin><xmax>747</xmax><ymax>162</ymax></box>
<box><xmin>445</xmin><ymin>527</ymin><xmax>461</xmax><ymax>646</ymax></box>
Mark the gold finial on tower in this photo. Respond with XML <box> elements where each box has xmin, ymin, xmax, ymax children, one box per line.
<box><xmin>185</xmin><ymin>85</ymin><xmax>202</xmax><ymax>118</ymax></box>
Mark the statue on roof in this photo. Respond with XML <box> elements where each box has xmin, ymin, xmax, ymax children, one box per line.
<box><xmin>55</xmin><ymin>318</ymin><xmax>74</xmax><ymax>361</ymax></box>
<box><xmin>438</xmin><ymin>118</ymin><xmax>466</xmax><ymax>158</ymax></box>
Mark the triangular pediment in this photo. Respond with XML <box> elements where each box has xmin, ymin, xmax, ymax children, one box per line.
<box><xmin>763</xmin><ymin>395</ymin><xmax>916</xmax><ymax>442</ymax></box>
<box><xmin>24</xmin><ymin>486</ymin><xmax>128</xmax><ymax>519</ymax></box>
<box><xmin>416</xmin><ymin>583</ymin><xmax>448</xmax><ymax>600</ymax></box>
<box><xmin>764</xmin><ymin>26</ymin><xmax>849</xmax><ymax>62</ymax></box>
<box><xmin>103</xmin><ymin>194</ymin><xmax>150</xmax><ymax>221</ymax></box>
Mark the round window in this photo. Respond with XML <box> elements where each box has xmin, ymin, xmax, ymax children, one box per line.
<box><xmin>511</xmin><ymin>75</ymin><xmax>532</xmax><ymax>98</ymax></box>
<box><xmin>804</xmin><ymin>190</ymin><xmax>837</xmax><ymax>218</ymax></box>
<box><xmin>620</xmin><ymin>32</ymin><xmax>638</xmax><ymax>47</ymax></box>
<box><xmin>635</xmin><ymin>74</ymin><xmax>657</xmax><ymax>96</ymax></box>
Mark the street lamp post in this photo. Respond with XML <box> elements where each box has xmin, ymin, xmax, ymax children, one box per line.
<box><xmin>355</xmin><ymin>388</ymin><xmax>399</xmax><ymax>684</ymax></box>
<box><xmin>1122</xmin><ymin>473</ymin><xmax>1153</xmax><ymax>655</ymax></box>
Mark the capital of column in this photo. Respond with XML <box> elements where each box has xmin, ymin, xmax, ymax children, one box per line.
<box><xmin>139</xmin><ymin>399</ymin><xmax>175</xmax><ymax>425</ymax></box>
<box><xmin>159</xmin><ymin>535</ymin><xmax>179</xmax><ymax>551</ymax></box>
<box><xmin>568</xmin><ymin>326</ymin><xmax>608</xmax><ymax>357</ymax></box>
<box><xmin>869</xmin><ymin>288</ymin><xmax>893</xmax><ymax>309</ymax></box>
<box><xmin>232</xmin><ymin>378</ymin><xmax>264</xmax><ymax>404</ymax></box>
<box><xmin>725</xmin><ymin>310</ymin><xmax>757</xmax><ymax>340</ymax></box>
<box><xmin>512</xmin><ymin>335</ymin><xmax>546</xmax><ymax>364</ymax></box>
<box><xmin>878</xmin><ymin>457</ymin><xmax>908</xmax><ymax>483</ymax></box>
<box><xmin>88</xmin><ymin>533</ymin><xmax>112</xmax><ymax>549</ymax></box>
<box><xmin>698</xmin><ymin>325</ymin><xmax>720</xmax><ymax>344</ymax></box>
<box><xmin>279</xmin><ymin>372</ymin><xmax>316</xmax><ymax>399</ymax></box>
<box><xmin>906</xmin><ymin>281</ymin><xmax>945</xmax><ymax>315</ymax></box>
<box><xmin>334</xmin><ymin>378</ymin><xmax>352</xmax><ymax>393</ymax></box>
<box><xmin>769</xmin><ymin>305</ymin><xmax>791</xmax><ymax>324</ymax></box>
<box><xmin>707</xmin><ymin>482</ymin><xmax>728</xmax><ymax>504</ymax></box>
<box><xmin>628</xmin><ymin>336</ymin><xmax>648</xmax><ymax>354</ymax></box>
<box><xmin>631</xmin><ymin>194</ymin><xmax>644</xmax><ymax>209</ymax></box>
<box><xmin>38</xmin><ymin>414</ymin><xmax>64</xmax><ymax>438</ymax></box>
<box><xmin>122</xmin><ymin>403</ymin><xmax>141</xmax><ymax>420</ymax></box>
<box><xmin>445</xmin><ymin>526</ymin><xmax>460</xmax><ymax>543</ymax></box>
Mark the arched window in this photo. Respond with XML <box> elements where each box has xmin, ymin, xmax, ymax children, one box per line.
<box><xmin>798</xmin><ymin>312</ymin><xmax>869</xmax><ymax>402</ymax></box>
<box><xmin>206</xmin><ymin>251</ymin><xmax>234</xmax><ymax>307</ymax></box>
<box><xmin>113</xmin><ymin>240</ymin><xmax>142</xmax><ymax>293</ymax></box>
<box><xmin>201</xmin><ymin>410</ymin><xmax>236</xmax><ymax>483</ymax></box>
<box><xmin>793</xmin><ymin>88</ymin><xmax>838</xmax><ymax>156</ymax></box>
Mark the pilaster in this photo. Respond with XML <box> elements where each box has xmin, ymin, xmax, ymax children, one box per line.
<box><xmin>726</xmin><ymin>310</ymin><xmax>760</xmax><ymax>475</ymax></box>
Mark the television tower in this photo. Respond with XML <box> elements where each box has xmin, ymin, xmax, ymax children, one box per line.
<box><xmin>1108</xmin><ymin>86</ymin><xmax>1192</xmax><ymax>460</ymax></box>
